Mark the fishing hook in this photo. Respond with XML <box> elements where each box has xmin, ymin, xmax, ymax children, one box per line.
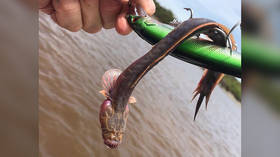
<box><xmin>227</xmin><ymin>21</ymin><xmax>241</xmax><ymax>55</ymax></box>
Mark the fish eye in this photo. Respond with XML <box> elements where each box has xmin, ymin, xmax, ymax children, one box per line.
<box><xmin>132</xmin><ymin>16</ymin><xmax>141</xmax><ymax>22</ymax></box>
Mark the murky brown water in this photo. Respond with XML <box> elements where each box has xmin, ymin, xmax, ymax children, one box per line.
<box><xmin>39</xmin><ymin>13</ymin><xmax>241</xmax><ymax>157</ymax></box>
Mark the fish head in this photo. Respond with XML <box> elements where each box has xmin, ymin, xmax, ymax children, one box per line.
<box><xmin>99</xmin><ymin>99</ymin><xmax>129</xmax><ymax>149</ymax></box>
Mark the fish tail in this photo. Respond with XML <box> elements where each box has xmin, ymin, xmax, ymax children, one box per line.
<box><xmin>194</xmin><ymin>94</ymin><xmax>205</xmax><ymax>121</ymax></box>
<box><xmin>192</xmin><ymin>70</ymin><xmax>224</xmax><ymax>120</ymax></box>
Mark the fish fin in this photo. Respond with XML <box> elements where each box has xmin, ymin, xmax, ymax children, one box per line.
<box><xmin>206</xmin><ymin>73</ymin><xmax>224</xmax><ymax>110</ymax></box>
<box><xmin>192</xmin><ymin>90</ymin><xmax>199</xmax><ymax>101</ymax></box>
<box><xmin>205</xmin><ymin>94</ymin><xmax>211</xmax><ymax>110</ymax></box>
<box><xmin>192</xmin><ymin>70</ymin><xmax>224</xmax><ymax>119</ymax></box>
<box><xmin>192</xmin><ymin>70</ymin><xmax>207</xmax><ymax>102</ymax></box>
<box><xmin>99</xmin><ymin>90</ymin><xmax>108</xmax><ymax>97</ymax></box>
<box><xmin>128</xmin><ymin>96</ymin><xmax>137</xmax><ymax>104</ymax></box>
<box><xmin>211</xmin><ymin>73</ymin><xmax>224</xmax><ymax>92</ymax></box>
<box><xmin>194</xmin><ymin>94</ymin><xmax>205</xmax><ymax>121</ymax></box>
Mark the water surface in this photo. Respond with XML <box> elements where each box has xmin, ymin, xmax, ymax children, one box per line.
<box><xmin>39</xmin><ymin>13</ymin><xmax>240</xmax><ymax>157</ymax></box>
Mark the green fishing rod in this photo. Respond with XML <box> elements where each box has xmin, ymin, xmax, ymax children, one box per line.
<box><xmin>127</xmin><ymin>15</ymin><xmax>242</xmax><ymax>78</ymax></box>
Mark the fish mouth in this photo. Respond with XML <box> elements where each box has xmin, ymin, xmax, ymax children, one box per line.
<box><xmin>104</xmin><ymin>139</ymin><xmax>120</xmax><ymax>149</ymax></box>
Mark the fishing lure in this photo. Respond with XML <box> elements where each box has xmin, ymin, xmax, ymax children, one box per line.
<box><xmin>179</xmin><ymin>9</ymin><xmax>238</xmax><ymax>120</ymax></box>
<box><xmin>127</xmin><ymin>14</ymin><xmax>241</xmax><ymax>77</ymax></box>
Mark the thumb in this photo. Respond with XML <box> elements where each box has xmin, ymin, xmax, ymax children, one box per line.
<box><xmin>115</xmin><ymin>0</ymin><xmax>132</xmax><ymax>35</ymax></box>
<box><xmin>132</xmin><ymin>0</ymin><xmax>155</xmax><ymax>16</ymax></box>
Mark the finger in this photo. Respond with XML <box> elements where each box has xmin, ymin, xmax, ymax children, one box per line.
<box><xmin>39</xmin><ymin>0</ymin><xmax>50</xmax><ymax>9</ymax></box>
<box><xmin>80</xmin><ymin>0</ymin><xmax>102</xmax><ymax>33</ymax></box>
<box><xmin>52</xmin><ymin>0</ymin><xmax>83</xmax><ymax>32</ymax></box>
<box><xmin>115</xmin><ymin>12</ymin><xmax>132</xmax><ymax>35</ymax></box>
<box><xmin>39</xmin><ymin>0</ymin><xmax>55</xmax><ymax>15</ymax></box>
<box><xmin>115</xmin><ymin>1</ymin><xmax>132</xmax><ymax>35</ymax></box>
<box><xmin>133</xmin><ymin>0</ymin><xmax>155</xmax><ymax>16</ymax></box>
<box><xmin>99</xmin><ymin>0</ymin><xmax>122</xmax><ymax>29</ymax></box>
<box><xmin>40</xmin><ymin>4</ymin><xmax>55</xmax><ymax>15</ymax></box>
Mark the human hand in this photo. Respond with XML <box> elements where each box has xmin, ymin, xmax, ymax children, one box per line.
<box><xmin>39</xmin><ymin>0</ymin><xmax>155</xmax><ymax>35</ymax></box>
